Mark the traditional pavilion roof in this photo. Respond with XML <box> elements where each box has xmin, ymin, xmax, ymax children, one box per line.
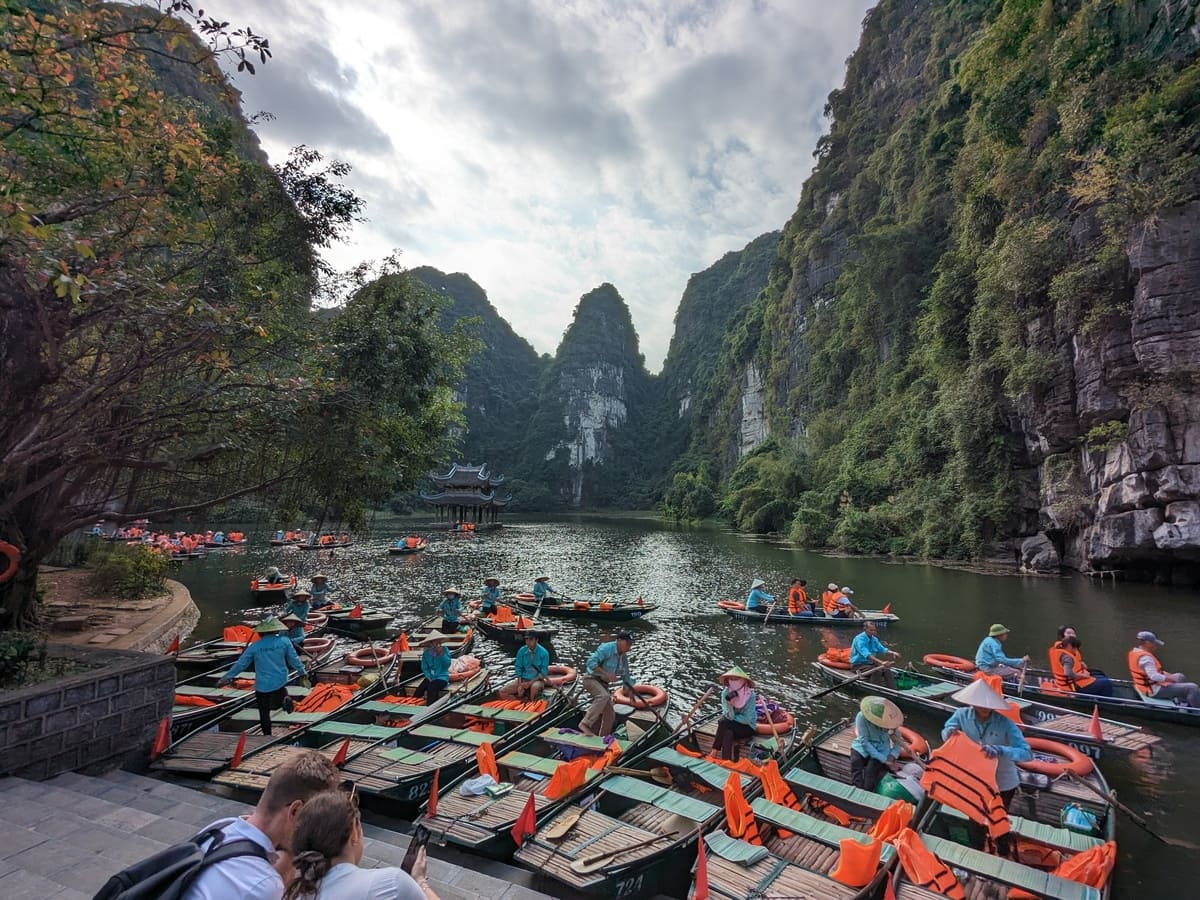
<box><xmin>419</xmin><ymin>489</ymin><xmax>511</xmax><ymax>508</ymax></box>
<box><xmin>429</xmin><ymin>462</ymin><xmax>506</xmax><ymax>489</ymax></box>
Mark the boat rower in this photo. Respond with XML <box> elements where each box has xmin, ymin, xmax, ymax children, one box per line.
<box><xmin>282</xmin><ymin>589</ymin><xmax>311</xmax><ymax>647</ymax></box>
<box><xmin>580</xmin><ymin>630</ymin><xmax>634</xmax><ymax>737</ymax></box>
<box><xmin>216</xmin><ymin>617</ymin><xmax>308</xmax><ymax>737</ymax></box>
<box><xmin>745</xmin><ymin>578</ymin><xmax>774</xmax><ymax>612</ymax></box>
<box><xmin>310</xmin><ymin>574</ymin><xmax>334</xmax><ymax>609</ymax></box>
<box><xmin>532</xmin><ymin>575</ymin><xmax>561</xmax><ymax>605</ymax></box>
<box><xmin>714</xmin><ymin>666</ymin><xmax>758</xmax><ymax>762</ymax></box>
<box><xmin>851</xmin><ymin>696</ymin><xmax>906</xmax><ymax>792</ymax></box>
<box><xmin>480</xmin><ymin>577</ymin><xmax>502</xmax><ymax>615</ymax></box>
<box><xmin>850</xmin><ymin>621</ymin><xmax>900</xmax><ymax>688</ymax></box>
<box><xmin>261</xmin><ymin>566</ymin><xmax>287</xmax><ymax>585</ymax></box>
<box><xmin>439</xmin><ymin>586</ymin><xmax>467</xmax><ymax>634</ymax></box>
<box><xmin>500</xmin><ymin>632</ymin><xmax>549</xmax><ymax>702</ymax></box>
<box><xmin>975</xmin><ymin>623</ymin><xmax>1029</xmax><ymax>678</ymax></box>
<box><xmin>1129</xmin><ymin>630</ymin><xmax>1200</xmax><ymax>707</ymax></box>
<box><xmin>415</xmin><ymin>635</ymin><xmax>451</xmax><ymax>704</ymax></box>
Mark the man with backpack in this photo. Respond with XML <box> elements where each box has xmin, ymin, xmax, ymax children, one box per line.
<box><xmin>95</xmin><ymin>750</ymin><xmax>341</xmax><ymax>899</ymax></box>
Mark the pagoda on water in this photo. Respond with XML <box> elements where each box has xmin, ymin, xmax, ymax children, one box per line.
<box><xmin>421</xmin><ymin>462</ymin><xmax>511</xmax><ymax>526</ymax></box>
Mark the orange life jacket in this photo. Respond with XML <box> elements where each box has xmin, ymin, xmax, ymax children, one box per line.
<box><xmin>829</xmin><ymin>836</ymin><xmax>882</xmax><ymax>888</ymax></box>
<box><xmin>1008</xmin><ymin>841</ymin><xmax>1116</xmax><ymax>900</ymax></box>
<box><xmin>1049</xmin><ymin>641</ymin><xmax>1095</xmax><ymax>691</ymax></box>
<box><xmin>788</xmin><ymin>586</ymin><xmax>807</xmax><ymax>614</ymax></box>
<box><xmin>758</xmin><ymin>758</ymin><xmax>803</xmax><ymax>837</ymax></box>
<box><xmin>476</xmin><ymin>743</ymin><xmax>499</xmax><ymax>781</ymax></box>
<box><xmin>223</xmin><ymin>625</ymin><xmax>258</xmax><ymax>644</ymax></box>
<box><xmin>174</xmin><ymin>694</ymin><xmax>217</xmax><ymax>708</ymax></box>
<box><xmin>405</xmin><ymin>536</ymin><xmax>418</xmax><ymax>547</ymax></box>
<box><xmin>1128</xmin><ymin>649</ymin><xmax>1161</xmax><ymax>696</ymax></box>
<box><xmin>893</xmin><ymin>827</ymin><xmax>966</xmax><ymax>899</ymax></box>
<box><xmin>294</xmin><ymin>683</ymin><xmax>357</xmax><ymax>713</ymax></box>
<box><xmin>821</xmin><ymin>590</ymin><xmax>839</xmax><ymax>615</ymax></box>
<box><xmin>919</xmin><ymin>732</ymin><xmax>1010</xmax><ymax>841</ymax></box>
<box><xmin>590</xmin><ymin>738</ymin><xmax>622</xmax><ymax>770</ymax></box>
<box><xmin>722</xmin><ymin>771</ymin><xmax>762</xmax><ymax>845</ymax></box>
<box><xmin>867</xmin><ymin>799</ymin><xmax>913</xmax><ymax>843</ymax></box>
<box><xmin>971</xmin><ymin>672</ymin><xmax>1026</xmax><ymax>727</ymax></box>
<box><xmin>544</xmin><ymin>757</ymin><xmax>591</xmax><ymax>800</ymax></box>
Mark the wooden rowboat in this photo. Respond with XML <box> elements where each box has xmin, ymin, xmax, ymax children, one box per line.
<box><xmin>388</xmin><ymin>537</ymin><xmax>428</xmax><ymax>554</ymax></box>
<box><xmin>718</xmin><ymin>600</ymin><xmax>899</xmax><ymax>626</ymax></box>
<box><xmin>812</xmin><ymin>661</ymin><xmax>1159</xmax><ymax>759</ymax></box>
<box><xmin>511</xmin><ymin>593</ymin><xmax>657</xmax><ymax>622</ymax></box>
<box><xmin>249</xmin><ymin>575</ymin><xmax>297</xmax><ymax>595</ymax></box>
<box><xmin>322</xmin><ymin>605</ymin><xmax>394</xmax><ymax>636</ymax></box>
<box><xmin>473</xmin><ymin>608</ymin><xmax>559</xmax><ymax>645</ymax></box>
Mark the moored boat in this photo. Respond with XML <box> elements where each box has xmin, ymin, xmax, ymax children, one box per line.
<box><xmin>473</xmin><ymin>606</ymin><xmax>560</xmax><ymax>645</ymax></box>
<box><xmin>812</xmin><ymin>661</ymin><xmax>1159</xmax><ymax>759</ymax></box>
<box><xmin>321</xmin><ymin>604</ymin><xmax>394</xmax><ymax>636</ymax></box>
<box><xmin>923</xmin><ymin>653</ymin><xmax>1200</xmax><ymax>728</ymax></box>
<box><xmin>511</xmin><ymin>592</ymin><xmax>657</xmax><ymax>621</ymax></box>
<box><xmin>718</xmin><ymin>599</ymin><xmax>899</xmax><ymax>626</ymax></box>
<box><xmin>388</xmin><ymin>536</ymin><xmax>429</xmax><ymax>554</ymax></box>
<box><xmin>249</xmin><ymin>574</ymin><xmax>297</xmax><ymax>595</ymax></box>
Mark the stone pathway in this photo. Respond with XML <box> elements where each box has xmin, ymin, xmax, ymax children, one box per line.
<box><xmin>0</xmin><ymin>769</ymin><xmax>551</xmax><ymax>899</ymax></box>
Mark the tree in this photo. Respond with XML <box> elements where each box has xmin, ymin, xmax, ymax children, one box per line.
<box><xmin>0</xmin><ymin>4</ymin><xmax>463</xmax><ymax>629</ymax></box>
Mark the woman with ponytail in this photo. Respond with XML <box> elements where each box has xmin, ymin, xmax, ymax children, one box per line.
<box><xmin>283</xmin><ymin>791</ymin><xmax>438</xmax><ymax>899</ymax></box>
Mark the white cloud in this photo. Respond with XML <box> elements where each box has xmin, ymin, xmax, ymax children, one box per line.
<box><xmin>202</xmin><ymin>0</ymin><xmax>876</xmax><ymax>370</ymax></box>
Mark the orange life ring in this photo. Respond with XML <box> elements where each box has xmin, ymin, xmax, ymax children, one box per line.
<box><xmin>547</xmin><ymin>664</ymin><xmax>576</xmax><ymax>686</ymax></box>
<box><xmin>346</xmin><ymin>647</ymin><xmax>395</xmax><ymax>668</ymax></box>
<box><xmin>1019</xmin><ymin>738</ymin><xmax>1093</xmax><ymax>777</ymax></box>
<box><xmin>0</xmin><ymin>541</ymin><xmax>19</xmax><ymax>584</ymax></box>
<box><xmin>923</xmin><ymin>653</ymin><xmax>976</xmax><ymax>672</ymax></box>
<box><xmin>302</xmin><ymin>637</ymin><xmax>334</xmax><ymax>655</ymax></box>
<box><xmin>755</xmin><ymin>708</ymin><xmax>795</xmax><ymax>735</ymax></box>
<box><xmin>717</xmin><ymin>599</ymin><xmax>746</xmax><ymax>610</ymax></box>
<box><xmin>613</xmin><ymin>683</ymin><xmax>668</xmax><ymax>708</ymax></box>
<box><xmin>898</xmin><ymin>727</ymin><xmax>929</xmax><ymax>759</ymax></box>
<box><xmin>818</xmin><ymin>652</ymin><xmax>852</xmax><ymax>670</ymax></box>
<box><xmin>307</xmin><ymin>612</ymin><xmax>328</xmax><ymax>629</ymax></box>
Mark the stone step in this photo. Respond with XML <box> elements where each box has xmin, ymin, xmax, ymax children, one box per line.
<box><xmin>0</xmin><ymin>771</ymin><xmax>552</xmax><ymax>900</ymax></box>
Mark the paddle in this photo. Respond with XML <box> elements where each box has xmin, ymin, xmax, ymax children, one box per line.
<box><xmin>678</xmin><ymin>687</ymin><xmax>715</xmax><ymax>741</ymax></box>
<box><xmin>762</xmin><ymin>601</ymin><xmax>777</xmax><ymax>627</ymax></box>
<box><xmin>1017</xmin><ymin>660</ymin><xmax>1029</xmax><ymax>697</ymax></box>
<box><xmin>808</xmin><ymin>664</ymin><xmax>891</xmax><ymax>701</ymax></box>
<box><xmin>1067</xmin><ymin>772</ymin><xmax>1199</xmax><ymax>850</ymax></box>
<box><xmin>603</xmin><ymin>765</ymin><xmax>674</xmax><ymax>785</ymax></box>
<box><xmin>570</xmin><ymin>831</ymin><xmax>678</xmax><ymax>874</ymax></box>
<box><xmin>544</xmin><ymin>804</ymin><xmax>586</xmax><ymax>841</ymax></box>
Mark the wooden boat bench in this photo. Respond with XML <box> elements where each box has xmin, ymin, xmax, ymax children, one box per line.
<box><xmin>601</xmin><ymin>775</ymin><xmax>721</xmax><ymax>822</ymax></box>
<box><xmin>408</xmin><ymin>723</ymin><xmax>499</xmax><ymax>745</ymax></box>
<box><xmin>750</xmin><ymin>798</ymin><xmax>895</xmax><ymax>860</ymax></box>
<box><xmin>379</xmin><ymin>746</ymin><xmax>436</xmax><ymax>765</ymax></box>
<box><xmin>455</xmin><ymin>704</ymin><xmax>539</xmax><ymax>723</ymax></box>
<box><xmin>937</xmin><ymin>804</ymin><xmax>1104</xmax><ymax>853</ymax></box>
<box><xmin>897</xmin><ymin>683</ymin><xmax>959</xmax><ymax>700</ymax></box>
<box><xmin>784</xmin><ymin>768</ymin><xmax>894</xmax><ymax>814</ymax></box>
<box><xmin>358</xmin><ymin>700</ymin><xmax>426</xmax><ymax>713</ymax></box>
<box><xmin>704</xmin><ymin>830</ymin><xmax>769</xmax><ymax>865</ymax></box>
<box><xmin>648</xmin><ymin>747</ymin><xmax>755</xmax><ymax>789</ymax></box>
<box><xmin>229</xmin><ymin>710</ymin><xmax>327</xmax><ymax>724</ymax></box>
<box><xmin>540</xmin><ymin>729</ymin><xmax>611</xmax><ymax>750</ymax></box>
<box><xmin>497</xmin><ymin>750</ymin><xmax>606</xmax><ymax>782</ymax></box>
<box><xmin>174</xmin><ymin>685</ymin><xmax>252</xmax><ymax>698</ymax></box>
<box><xmin>308</xmin><ymin>722</ymin><xmax>403</xmax><ymax>740</ymax></box>
<box><xmin>919</xmin><ymin>833</ymin><xmax>1101</xmax><ymax>900</ymax></box>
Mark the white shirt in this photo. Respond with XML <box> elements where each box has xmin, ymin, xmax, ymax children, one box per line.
<box><xmin>182</xmin><ymin>817</ymin><xmax>282</xmax><ymax>900</ymax></box>
<box><xmin>317</xmin><ymin>864</ymin><xmax>426</xmax><ymax>899</ymax></box>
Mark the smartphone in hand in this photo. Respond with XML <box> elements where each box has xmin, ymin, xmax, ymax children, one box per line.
<box><xmin>402</xmin><ymin>825</ymin><xmax>430</xmax><ymax>874</ymax></box>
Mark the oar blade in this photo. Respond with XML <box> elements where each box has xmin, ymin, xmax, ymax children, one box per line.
<box><xmin>544</xmin><ymin>805</ymin><xmax>586</xmax><ymax>841</ymax></box>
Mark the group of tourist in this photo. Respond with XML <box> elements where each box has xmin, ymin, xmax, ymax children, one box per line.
<box><xmin>744</xmin><ymin>577</ymin><xmax>862</xmax><ymax>618</ymax></box>
<box><xmin>91</xmin><ymin>523</ymin><xmax>245</xmax><ymax>555</ymax></box>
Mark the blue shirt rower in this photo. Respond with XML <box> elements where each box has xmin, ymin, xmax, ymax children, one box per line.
<box><xmin>975</xmin><ymin>624</ymin><xmax>1029</xmax><ymax>678</ymax></box>
<box><xmin>217</xmin><ymin>618</ymin><xmax>306</xmax><ymax>737</ymax></box>
<box><xmin>745</xmin><ymin>578</ymin><xmax>774</xmax><ymax>612</ymax></box>
<box><xmin>502</xmin><ymin>633</ymin><xmax>551</xmax><ymax>701</ymax></box>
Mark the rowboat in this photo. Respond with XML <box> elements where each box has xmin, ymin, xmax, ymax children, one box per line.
<box><xmin>811</xmin><ymin>721</ymin><xmax>1116</xmax><ymax>900</ymax></box>
<box><xmin>249</xmin><ymin>575</ymin><xmax>296</xmax><ymax>595</ymax></box>
<box><xmin>812</xmin><ymin>661</ymin><xmax>1159</xmax><ymax>758</ymax></box>
<box><xmin>322</xmin><ymin>605</ymin><xmax>394</xmax><ymax>636</ymax></box>
<box><xmin>420</xmin><ymin>684</ymin><xmax>667</xmax><ymax>859</ymax></box>
<box><xmin>924</xmin><ymin>655</ymin><xmax>1200</xmax><ymax>728</ymax></box>
<box><xmin>174</xmin><ymin>617</ymin><xmax>328</xmax><ymax>677</ymax></box>
<box><xmin>299</xmin><ymin>538</ymin><xmax>354</xmax><ymax>550</ymax></box>
<box><xmin>337</xmin><ymin>681</ymin><xmax>573</xmax><ymax>820</ymax></box>
<box><xmin>205</xmin><ymin>539</ymin><xmax>247</xmax><ymax>548</ymax></box>
<box><xmin>718</xmin><ymin>600</ymin><xmax>899</xmax><ymax>626</ymax></box>
<box><xmin>473</xmin><ymin>608</ymin><xmax>559</xmax><ymax>645</ymax></box>
<box><xmin>511</xmin><ymin>593</ymin><xmax>657</xmax><ymax>622</ymax></box>
<box><xmin>153</xmin><ymin>649</ymin><xmax>389</xmax><ymax>778</ymax></box>
<box><xmin>388</xmin><ymin>537</ymin><xmax>428</xmax><ymax>554</ymax></box>
<box><xmin>689</xmin><ymin>720</ymin><xmax>905</xmax><ymax>900</ymax></box>
<box><xmin>513</xmin><ymin>712</ymin><xmax>797</xmax><ymax>899</ymax></box>
<box><xmin>211</xmin><ymin>666</ymin><xmax>492</xmax><ymax>796</ymax></box>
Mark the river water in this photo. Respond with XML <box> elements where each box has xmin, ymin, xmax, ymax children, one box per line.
<box><xmin>171</xmin><ymin>515</ymin><xmax>1200</xmax><ymax>894</ymax></box>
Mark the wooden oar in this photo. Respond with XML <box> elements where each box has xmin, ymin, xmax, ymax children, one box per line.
<box><xmin>570</xmin><ymin>831</ymin><xmax>677</xmax><ymax>874</ymax></box>
<box><xmin>808</xmin><ymin>664</ymin><xmax>890</xmax><ymax>701</ymax></box>
<box><xmin>1017</xmin><ymin>661</ymin><xmax>1029</xmax><ymax>697</ymax></box>
<box><xmin>678</xmin><ymin>687</ymin><xmax>714</xmax><ymax>741</ymax></box>
<box><xmin>1067</xmin><ymin>772</ymin><xmax>1199</xmax><ymax>849</ymax></box>
<box><xmin>603</xmin><ymin>765</ymin><xmax>673</xmax><ymax>785</ymax></box>
<box><xmin>544</xmin><ymin>804</ymin><xmax>586</xmax><ymax>841</ymax></box>
<box><xmin>762</xmin><ymin>601</ymin><xmax>777</xmax><ymax>627</ymax></box>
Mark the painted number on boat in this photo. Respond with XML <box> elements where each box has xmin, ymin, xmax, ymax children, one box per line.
<box><xmin>615</xmin><ymin>873</ymin><xmax>644</xmax><ymax>898</ymax></box>
<box><xmin>407</xmin><ymin>781</ymin><xmax>432</xmax><ymax>801</ymax></box>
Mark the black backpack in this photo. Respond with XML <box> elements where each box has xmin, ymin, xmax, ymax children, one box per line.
<box><xmin>92</xmin><ymin>819</ymin><xmax>271</xmax><ymax>900</ymax></box>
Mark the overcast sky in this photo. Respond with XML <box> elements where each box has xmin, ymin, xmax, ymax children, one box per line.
<box><xmin>204</xmin><ymin>0</ymin><xmax>876</xmax><ymax>371</ymax></box>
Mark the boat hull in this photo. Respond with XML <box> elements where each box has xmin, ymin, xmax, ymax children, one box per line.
<box><xmin>719</xmin><ymin>605</ymin><xmax>898</xmax><ymax>626</ymax></box>
<box><xmin>512</xmin><ymin>597</ymin><xmax>656</xmax><ymax>621</ymax></box>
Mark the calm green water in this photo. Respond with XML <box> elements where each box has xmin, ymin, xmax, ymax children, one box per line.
<box><xmin>170</xmin><ymin>515</ymin><xmax>1200</xmax><ymax>893</ymax></box>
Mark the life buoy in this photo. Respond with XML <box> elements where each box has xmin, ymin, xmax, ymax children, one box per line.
<box><xmin>346</xmin><ymin>647</ymin><xmax>395</xmax><ymax>668</ymax></box>
<box><xmin>818</xmin><ymin>652</ymin><xmax>852</xmax><ymax>670</ymax></box>
<box><xmin>1019</xmin><ymin>738</ymin><xmax>1093</xmax><ymax>777</ymax></box>
<box><xmin>547</xmin><ymin>664</ymin><xmax>576</xmax><ymax>686</ymax></box>
<box><xmin>717</xmin><ymin>599</ymin><xmax>746</xmax><ymax>610</ymax></box>
<box><xmin>613</xmin><ymin>683</ymin><xmax>668</xmax><ymax>708</ymax></box>
<box><xmin>307</xmin><ymin>612</ymin><xmax>328</xmax><ymax>629</ymax></box>
<box><xmin>302</xmin><ymin>637</ymin><xmax>334</xmax><ymax>655</ymax></box>
<box><xmin>923</xmin><ymin>653</ymin><xmax>976</xmax><ymax>672</ymax></box>
<box><xmin>755</xmin><ymin>708</ymin><xmax>795</xmax><ymax>735</ymax></box>
<box><xmin>898</xmin><ymin>727</ymin><xmax>929</xmax><ymax>760</ymax></box>
<box><xmin>0</xmin><ymin>541</ymin><xmax>19</xmax><ymax>584</ymax></box>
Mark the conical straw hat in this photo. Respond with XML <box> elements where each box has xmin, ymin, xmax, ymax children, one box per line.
<box><xmin>719</xmin><ymin>666</ymin><xmax>755</xmax><ymax>688</ymax></box>
<box><xmin>951</xmin><ymin>678</ymin><xmax>1011</xmax><ymax>711</ymax></box>
<box><xmin>860</xmin><ymin>696</ymin><xmax>903</xmax><ymax>729</ymax></box>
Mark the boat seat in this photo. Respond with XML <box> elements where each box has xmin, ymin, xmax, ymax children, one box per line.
<box><xmin>408</xmin><ymin>724</ymin><xmax>499</xmax><ymax>745</ymax></box>
<box><xmin>919</xmin><ymin>833</ymin><xmax>1101</xmax><ymax>900</ymax></box>
<box><xmin>900</xmin><ymin>683</ymin><xmax>959</xmax><ymax>699</ymax></box>
<box><xmin>936</xmin><ymin>805</ymin><xmax>1103</xmax><ymax>853</ymax></box>
<box><xmin>602</xmin><ymin>775</ymin><xmax>720</xmax><ymax>822</ymax></box>
<box><xmin>230</xmin><ymin>710</ymin><xmax>326</xmax><ymax>724</ymax></box>
<box><xmin>499</xmin><ymin>751</ymin><xmax>563</xmax><ymax>776</ymax></box>
<box><xmin>648</xmin><ymin>747</ymin><xmax>755</xmax><ymax>789</ymax></box>
<box><xmin>784</xmin><ymin>768</ymin><xmax>893</xmax><ymax>813</ymax></box>
<box><xmin>704</xmin><ymin>831</ymin><xmax>769</xmax><ymax>865</ymax></box>
<box><xmin>308</xmin><ymin>722</ymin><xmax>401</xmax><ymax>740</ymax></box>
<box><xmin>379</xmin><ymin>746</ymin><xmax>435</xmax><ymax>765</ymax></box>
<box><xmin>540</xmin><ymin>729</ymin><xmax>611</xmax><ymax>750</ymax></box>
<box><xmin>174</xmin><ymin>686</ymin><xmax>247</xmax><ymax>698</ymax></box>
<box><xmin>1135</xmin><ymin>691</ymin><xmax>1181</xmax><ymax>708</ymax></box>
<box><xmin>750</xmin><ymin>799</ymin><xmax>894</xmax><ymax>861</ymax></box>
<box><xmin>358</xmin><ymin>700</ymin><xmax>424</xmax><ymax>713</ymax></box>
<box><xmin>456</xmin><ymin>704</ymin><xmax>538</xmax><ymax>722</ymax></box>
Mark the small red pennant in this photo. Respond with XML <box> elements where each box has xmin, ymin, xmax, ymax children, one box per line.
<box><xmin>166</xmin><ymin>635</ymin><xmax>180</xmax><ymax>655</ymax></box>
<box><xmin>150</xmin><ymin>717</ymin><xmax>170</xmax><ymax>760</ymax></box>
<box><xmin>331</xmin><ymin>738</ymin><xmax>351</xmax><ymax>768</ymax></box>
<box><xmin>349</xmin><ymin>603</ymin><xmax>363</xmax><ymax>619</ymax></box>
<box><xmin>230</xmin><ymin>731</ymin><xmax>248</xmax><ymax>769</ymax></box>
<box><xmin>694</xmin><ymin>826</ymin><xmax>709</xmax><ymax>900</ymax></box>
<box><xmin>1089</xmin><ymin>704</ymin><xmax>1104</xmax><ymax>743</ymax></box>
<box><xmin>426</xmin><ymin>767</ymin><xmax>439</xmax><ymax>817</ymax></box>
<box><xmin>510</xmin><ymin>791</ymin><xmax>537</xmax><ymax>847</ymax></box>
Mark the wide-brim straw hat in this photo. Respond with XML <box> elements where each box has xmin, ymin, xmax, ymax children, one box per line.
<box><xmin>535</xmin><ymin>575</ymin><xmax>550</xmax><ymax>582</ymax></box>
<box><xmin>719</xmin><ymin>666</ymin><xmax>755</xmax><ymax>688</ymax></box>
<box><xmin>988</xmin><ymin>623</ymin><xmax>1010</xmax><ymax>637</ymax></box>
<box><xmin>312</xmin><ymin>574</ymin><xmax>329</xmax><ymax>582</ymax></box>
<box><xmin>419</xmin><ymin>634</ymin><xmax>449</xmax><ymax>647</ymax></box>
<box><xmin>443</xmin><ymin>586</ymin><xmax>462</xmax><ymax>596</ymax></box>
<box><xmin>292</xmin><ymin>590</ymin><xmax>312</xmax><ymax>599</ymax></box>
<box><xmin>860</xmin><ymin>696</ymin><xmax>903</xmax><ymax>729</ymax></box>
<box><xmin>750</xmin><ymin>578</ymin><xmax>765</xmax><ymax>590</ymax></box>
<box><xmin>254</xmin><ymin>616</ymin><xmax>288</xmax><ymax>635</ymax></box>
<box><xmin>951</xmin><ymin>679</ymin><xmax>1011</xmax><ymax>711</ymax></box>
<box><xmin>484</xmin><ymin>577</ymin><xmax>501</xmax><ymax>586</ymax></box>
<box><xmin>280</xmin><ymin>614</ymin><xmax>305</xmax><ymax>628</ymax></box>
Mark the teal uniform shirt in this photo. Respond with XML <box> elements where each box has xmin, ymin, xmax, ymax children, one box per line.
<box><xmin>515</xmin><ymin>643</ymin><xmax>550</xmax><ymax>681</ymax></box>
<box><xmin>850</xmin><ymin>631</ymin><xmax>888</xmax><ymax>666</ymax></box>
<box><xmin>440</xmin><ymin>595</ymin><xmax>463</xmax><ymax>624</ymax></box>
<box><xmin>746</xmin><ymin>587</ymin><xmax>774</xmax><ymax>611</ymax></box>
<box><xmin>975</xmin><ymin>636</ymin><xmax>1023</xmax><ymax>670</ymax></box>
<box><xmin>721</xmin><ymin>689</ymin><xmax>758</xmax><ymax>727</ymax></box>
<box><xmin>586</xmin><ymin>641</ymin><xmax>630</xmax><ymax>683</ymax></box>
<box><xmin>421</xmin><ymin>647</ymin><xmax>451</xmax><ymax>682</ymax></box>
<box><xmin>481</xmin><ymin>585</ymin><xmax>501</xmax><ymax>612</ymax></box>
<box><xmin>942</xmin><ymin>707</ymin><xmax>1032</xmax><ymax>791</ymax></box>
<box><xmin>223</xmin><ymin>634</ymin><xmax>305</xmax><ymax>693</ymax></box>
<box><xmin>851</xmin><ymin>712</ymin><xmax>903</xmax><ymax>763</ymax></box>
<box><xmin>283</xmin><ymin>597</ymin><xmax>310</xmax><ymax>644</ymax></box>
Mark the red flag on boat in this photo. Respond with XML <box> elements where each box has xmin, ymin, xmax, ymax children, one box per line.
<box><xmin>426</xmin><ymin>767</ymin><xmax>439</xmax><ymax>817</ymax></box>
<box><xmin>166</xmin><ymin>635</ymin><xmax>180</xmax><ymax>655</ymax></box>
<box><xmin>511</xmin><ymin>791</ymin><xmax>537</xmax><ymax>847</ymax></box>
<box><xmin>883</xmin><ymin>871</ymin><xmax>897</xmax><ymax>900</ymax></box>
<box><xmin>882</xmin><ymin>603</ymin><xmax>892</xmax><ymax>615</ymax></box>
<box><xmin>150</xmin><ymin>717</ymin><xmax>170</xmax><ymax>760</ymax></box>
<box><xmin>349</xmin><ymin>603</ymin><xmax>363</xmax><ymax>619</ymax></box>
<box><xmin>331</xmin><ymin>738</ymin><xmax>352</xmax><ymax>768</ymax></box>
<box><xmin>1089</xmin><ymin>705</ymin><xmax>1104</xmax><ymax>742</ymax></box>
<box><xmin>230</xmin><ymin>732</ymin><xmax>247</xmax><ymax>769</ymax></box>
<box><xmin>388</xmin><ymin>632</ymin><xmax>409</xmax><ymax>653</ymax></box>
<box><xmin>694</xmin><ymin>826</ymin><xmax>709</xmax><ymax>900</ymax></box>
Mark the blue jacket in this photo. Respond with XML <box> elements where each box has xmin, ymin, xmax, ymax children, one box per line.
<box><xmin>851</xmin><ymin>632</ymin><xmax>889</xmax><ymax>666</ymax></box>
<box><xmin>515</xmin><ymin>643</ymin><xmax>550</xmax><ymax>681</ymax></box>
<box><xmin>745</xmin><ymin>587</ymin><xmax>774</xmax><ymax>610</ymax></box>
<box><xmin>586</xmin><ymin>641</ymin><xmax>630</xmax><ymax>683</ymax></box>
<box><xmin>721</xmin><ymin>689</ymin><xmax>758</xmax><ymax>727</ymax></box>
<box><xmin>311</xmin><ymin>583</ymin><xmax>333</xmax><ymax>608</ymax></box>
<box><xmin>481</xmin><ymin>585</ymin><xmax>501</xmax><ymax>611</ymax></box>
<box><xmin>976</xmin><ymin>636</ymin><xmax>1023</xmax><ymax>670</ymax></box>
<box><xmin>533</xmin><ymin>581</ymin><xmax>557</xmax><ymax>601</ymax></box>
<box><xmin>421</xmin><ymin>648</ymin><xmax>451</xmax><ymax>682</ymax></box>
<box><xmin>283</xmin><ymin>597</ymin><xmax>310</xmax><ymax>644</ymax></box>
<box><xmin>851</xmin><ymin>713</ymin><xmax>903</xmax><ymax>763</ymax></box>
<box><xmin>942</xmin><ymin>707</ymin><xmax>1033</xmax><ymax>791</ymax></box>
<box><xmin>440</xmin><ymin>595</ymin><xmax>463</xmax><ymax>623</ymax></box>
<box><xmin>223</xmin><ymin>634</ymin><xmax>305</xmax><ymax>693</ymax></box>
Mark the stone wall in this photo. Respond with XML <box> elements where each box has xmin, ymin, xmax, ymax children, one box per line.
<box><xmin>0</xmin><ymin>644</ymin><xmax>173</xmax><ymax>780</ymax></box>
